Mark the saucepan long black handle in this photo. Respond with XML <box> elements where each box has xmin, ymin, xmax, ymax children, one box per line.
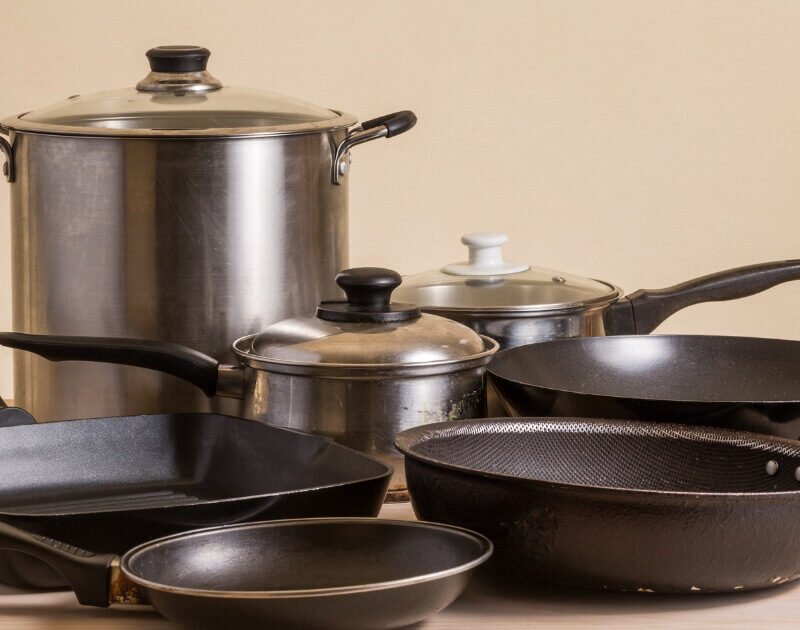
<box><xmin>609</xmin><ymin>260</ymin><xmax>800</xmax><ymax>335</ymax></box>
<box><xmin>0</xmin><ymin>520</ymin><xmax>114</xmax><ymax>607</ymax></box>
<box><xmin>0</xmin><ymin>333</ymin><xmax>221</xmax><ymax>397</ymax></box>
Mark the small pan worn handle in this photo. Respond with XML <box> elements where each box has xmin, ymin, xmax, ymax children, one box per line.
<box><xmin>0</xmin><ymin>520</ymin><xmax>114</xmax><ymax>607</ymax></box>
<box><xmin>0</xmin><ymin>333</ymin><xmax>221</xmax><ymax>397</ymax></box>
<box><xmin>332</xmin><ymin>110</ymin><xmax>417</xmax><ymax>184</ymax></box>
<box><xmin>609</xmin><ymin>260</ymin><xmax>800</xmax><ymax>335</ymax></box>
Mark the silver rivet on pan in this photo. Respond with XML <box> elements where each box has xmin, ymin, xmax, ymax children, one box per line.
<box><xmin>766</xmin><ymin>460</ymin><xmax>779</xmax><ymax>476</ymax></box>
<box><xmin>795</xmin><ymin>466</ymin><xmax>800</xmax><ymax>482</ymax></box>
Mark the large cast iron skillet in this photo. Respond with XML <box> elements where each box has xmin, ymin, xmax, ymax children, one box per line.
<box><xmin>489</xmin><ymin>335</ymin><xmax>800</xmax><ymax>439</ymax></box>
<box><xmin>0</xmin><ymin>518</ymin><xmax>491</xmax><ymax>629</ymax></box>
<box><xmin>0</xmin><ymin>409</ymin><xmax>390</xmax><ymax>589</ymax></box>
<box><xmin>396</xmin><ymin>417</ymin><xmax>800</xmax><ymax>593</ymax></box>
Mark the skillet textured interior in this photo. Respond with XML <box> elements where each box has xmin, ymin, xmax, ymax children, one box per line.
<box><xmin>403</xmin><ymin>418</ymin><xmax>800</xmax><ymax>492</ymax></box>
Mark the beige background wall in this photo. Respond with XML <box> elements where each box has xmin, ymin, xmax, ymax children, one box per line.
<box><xmin>1</xmin><ymin>0</ymin><xmax>799</xmax><ymax>400</ymax></box>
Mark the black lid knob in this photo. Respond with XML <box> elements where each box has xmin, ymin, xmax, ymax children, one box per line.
<box><xmin>316</xmin><ymin>268</ymin><xmax>421</xmax><ymax>323</ymax></box>
<box><xmin>146</xmin><ymin>46</ymin><xmax>211</xmax><ymax>73</ymax></box>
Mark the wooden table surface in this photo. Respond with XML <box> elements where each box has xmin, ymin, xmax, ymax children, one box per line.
<box><xmin>0</xmin><ymin>501</ymin><xmax>797</xmax><ymax>629</ymax></box>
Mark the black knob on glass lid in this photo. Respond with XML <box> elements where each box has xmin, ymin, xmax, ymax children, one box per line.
<box><xmin>316</xmin><ymin>268</ymin><xmax>422</xmax><ymax>323</ymax></box>
<box><xmin>146</xmin><ymin>46</ymin><xmax>211</xmax><ymax>73</ymax></box>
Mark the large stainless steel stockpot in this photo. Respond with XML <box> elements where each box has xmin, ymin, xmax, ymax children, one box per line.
<box><xmin>394</xmin><ymin>232</ymin><xmax>800</xmax><ymax>349</ymax></box>
<box><xmin>0</xmin><ymin>268</ymin><xmax>498</xmax><ymax>500</ymax></box>
<box><xmin>0</xmin><ymin>45</ymin><xmax>416</xmax><ymax>421</ymax></box>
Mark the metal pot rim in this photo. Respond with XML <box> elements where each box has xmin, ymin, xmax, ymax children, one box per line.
<box><xmin>231</xmin><ymin>333</ymin><xmax>499</xmax><ymax>377</ymax></box>
<box><xmin>0</xmin><ymin>110</ymin><xmax>359</xmax><ymax>139</ymax></box>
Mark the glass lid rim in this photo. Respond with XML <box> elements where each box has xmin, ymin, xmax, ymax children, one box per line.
<box><xmin>1</xmin><ymin>110</ymin><xmax>358</xmax><ymax>138</ymax></box>
<box><xmin>397</xmin><ymin>280</ymin><xmax>624</xmax><ymax>313</ymax></box>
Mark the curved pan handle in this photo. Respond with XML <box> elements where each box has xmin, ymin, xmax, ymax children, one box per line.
<box><xmin>0</xmin><ymin>520</ymin><xmax>116</xmax><ymax>607</ymax></box>
<box><xmin>608</xmin><ymin>260</ymin><xmax>800</xmax><ymax>335</ymax></box>
<box><xmin>332</xmin><ymin>110</ymin><xmax>417</xmax><ymax>184</ymax></box>
<box><xmin>0</xmin><ymin>333</ymin><xmax>222</xmax><ymax>397</ymax></box>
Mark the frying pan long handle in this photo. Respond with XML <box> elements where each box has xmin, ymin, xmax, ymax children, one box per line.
<box><xmin>0</xmin><ymin>520</ymin><xmax>114</xmax><ymax>607</ymax></box>
<box><xmin>609</xmin><ymin>260</ymin><xmax>800</xmax><ymax>335</ymax></box>
<box><xmin>0</xmin><ymin>333</ymin><xmax>222</xmax><ymax>397</ymax></box>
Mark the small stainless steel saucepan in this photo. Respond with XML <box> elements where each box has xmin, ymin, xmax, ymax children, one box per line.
<box><xmin>0</xmin><ymin>518</ymin><xmax>492</xmax><ymax>629</ymax></box>
<box><xmin>394</xmin><ymin>232</ymin><xmax>800</xmax><ymax>349</ymax></box>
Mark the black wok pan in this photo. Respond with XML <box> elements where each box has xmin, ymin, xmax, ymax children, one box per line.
<box><xmin>0</xmin><ymin>408</ymin><xmax>390</xmax><ymax>589</ymax></box>
<box><xmin>490</xmin><ymin>334</ymin><xmax>800</xmax><ymax>439</ymax></box>
<box><xmin>396</xmin><ymin>417</ymin><xmax>800</xmax><ymax>593</ymax></box>
<box><xmin>0</xmin><ymin>518</ymin><xmax>492</xmax><ymax>629</ymax></box>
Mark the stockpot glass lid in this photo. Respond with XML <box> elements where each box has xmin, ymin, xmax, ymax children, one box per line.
<box><xmin>4</xmin><ymin>46</ymin><xmax>355</xmax><ymax>137</ymax></box>
<box><xmin>393</xmin><ymin>233</ymin><xmax>622</xmax><ymax>314</ymax></box>
<box><xmin>237</xmin><ymin>268</ymin><xmax>493</xmax><ymax>368</ymax></box>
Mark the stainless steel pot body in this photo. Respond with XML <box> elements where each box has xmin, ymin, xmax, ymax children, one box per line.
<box><xmin>234</xmin><ymin>335</ymin><xmax>497</xmax><ymax>500</ymax></box>
<box><xmin>427</xmin><ymin>305</ymin><xmax>611</xmax><ymax>350</ymax></box>
<box><xmin>7</xmin><ymin>129</ymin><xmax>348</xmax><ymax>420</ymax></box>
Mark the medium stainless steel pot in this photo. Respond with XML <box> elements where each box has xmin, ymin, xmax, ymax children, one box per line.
<box><xmin>0</xmin><ymin>268</ymin><xmax>498</xmax><ymax>500</ymax></box>
<box><xmin>394</xmin><ymin>232</ymin><xmax>800</xmax><ymax>349</ymax></box>
<box><xmin>0</xmin><ymin>45</ymin><xmax>416</xmax><ymax>421</ymax></box>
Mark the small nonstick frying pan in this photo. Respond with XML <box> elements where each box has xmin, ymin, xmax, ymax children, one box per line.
<box><xmin>0</xmin><ymin>518</ymin><xmax>492</xmax><ymax>630</ymax></box>
<box><xmin>489</xmin><ymin>335</ymin><xmax>800</xmax><ymax>439</ymax></box>
<box><xmin>0</xmin><ymin>406</ymin><xmax>391</xmax><ymax>589</ymax></box>
<box><xmin>396</xmin><ymin>417</ymin><xmax>800</xmax><ymax>593</ymax></box>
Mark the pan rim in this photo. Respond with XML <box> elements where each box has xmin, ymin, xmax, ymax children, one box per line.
<box><xmin>395</xmin><ymin>417</ymin><xmax>800</xmax><ymax>498</ymax></box>
<box><xmin>488</xmin><ymin>334</ymin><xmax>800</xmax><ymax>405</ymax></box>
<box><xmin>119</xmin><ymin>517</ymin><xmax>493</xmax><ymax>599</ymax></box>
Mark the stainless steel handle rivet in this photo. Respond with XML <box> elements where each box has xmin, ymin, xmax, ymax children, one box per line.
<box><xmin>766</xmin><ymin>460</ymin><xmax>779</xmax><ymax>476</ymax></box>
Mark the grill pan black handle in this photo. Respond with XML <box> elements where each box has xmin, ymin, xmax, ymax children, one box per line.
<box><xmin>609</xmin><ymin>260</ymin><xmax>800</xmax><ymax>334</ymax></box>
<box><xmin>0</xmin><ymin>333</ymin><xmax>221</xmax><ymax>397</ymax></box>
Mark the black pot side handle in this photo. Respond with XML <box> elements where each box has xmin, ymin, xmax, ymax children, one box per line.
<box><xmin>608</xmin><ymin>260</ymin><xmax>800</xmax><ymax>335</ymax></box>
<box><xmin>0</xmin><ymin>134</ymin><xmax>14</xmax><ymax>182</ymax></box>
<box><xmin>332</xmin><ymin>110</ymin><xmax>417</xmax><ymax>184</ymax></box>
<box><xmin>0</xmin><ymin>333</ymin><xmax>221</xmax><ymax>397</ymax></box>
<box><xmin>0</xmin><ymin>520</ymin><xmax>115</xmax><ymax>607</ymax></box>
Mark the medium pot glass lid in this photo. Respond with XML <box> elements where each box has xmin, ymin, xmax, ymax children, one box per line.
<box><xmin>393</xmin><ymin>233</ymin><xmax>622</xmax><ymax>313</ymax></box>
<box><xmin>5</xmin><ymin>46</ymin><xmax>354</xmax><ymax>137</ymax></box>
<box><xmin>240</xmin><ymin>268</ymin><xmax>491</xmax><ymax>368</ymax></box>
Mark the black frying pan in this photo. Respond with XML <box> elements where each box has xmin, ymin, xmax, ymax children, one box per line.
<box><xmin>396</xmin><ymin>417</ymin><xmax>800</xmax><ymax>593</ymax></box>
<box><xmin>0</xmin><ymin>408</ymin><xmax>390</xmax><ymax>589</ymax></box>
<box><xmin>489</xmin><ymin>334</ymin><xmax>800</xmax><ymax>439</ymax></box>
<box><xmin>0</xmin><ymin>518</ymin><xmax>492</xmax><ymax>629</ymax></box>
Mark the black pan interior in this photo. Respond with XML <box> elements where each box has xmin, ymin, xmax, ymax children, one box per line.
<box><xmin>0</xmin><ymin>413</ymin><xmax>388</xmax><ymax>514</ymax></box>
<box><xmin>490</xmin><ymin>335</ymin><xmax>800</xmax><ymax>403</ymax></box>
<box><xmin>399</xmin><ymin>418</ymin><xmax>800</xmax><ymax>493</ymax></box>
<box><xmin>125</xmin><ymin>520</ymin><xmax>487</xmax><ymax>592</ymax></box>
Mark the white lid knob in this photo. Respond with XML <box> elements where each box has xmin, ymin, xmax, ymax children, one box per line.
<box><xmin>442</xmin><ymin>232</ymin><xmax>530</xmax><ymax>276</ymax></box>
